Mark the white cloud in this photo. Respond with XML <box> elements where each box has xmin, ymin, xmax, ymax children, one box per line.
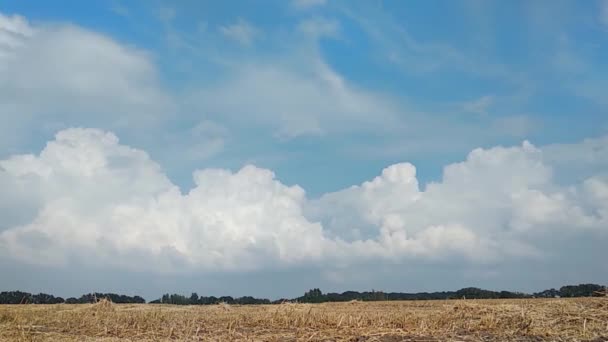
<box><xmin>308</xmin><ymin>140</ymin><xmax>608</xmax><ymax>261</ymax></box>
<box><xmin>0</xmin><ymin>128</ymin><xmax>327</xmax><ymax>271</ymax></box>
<box><xmin>0</xmin><ymin>10</ymin><xmax>606</xmax><ymax>278</ymax></box>
<box><xmin>0</xmin><ymin>13</ymin><xmax>33</xmax><ymax>53</ymax></box>
<box><xmin>1</xmin><ymin>129</ymin><xmax>606</xmax><ymax>272</ymax></box>
<box><xmin>219</xmin><ymin>19</ymin><xmax>259</xmax><ymax>46</ymax></box>
<box><xmin>0</xmin><ymin>12</ymin><xmax>172</xmax><ymax>151</ymax></box>
<box><xmin>0</xmin><ymin>9</ymin><xmax>388</xmax><ymax>147</ymax></box>
<box><xmin>292</xmin><ymin>0</ymin><xmax>327</xmax><ymax>10</ymax></box>
<box><xmin>187</xmin><ymin>57</ymin><xmax>402</xmax><ymax>138</ymax></box>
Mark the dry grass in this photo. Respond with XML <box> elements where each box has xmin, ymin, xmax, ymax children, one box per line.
<box><xmin>0</xmin><ymin>298</ymin><xmax>607</xmax><ymax>341</ymax></box>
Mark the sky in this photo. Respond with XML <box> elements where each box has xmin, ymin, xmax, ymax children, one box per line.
<box><xmin>0</xmin><ymin>0</ymin><xmax>607</xmax><ymax>300</ymax></box>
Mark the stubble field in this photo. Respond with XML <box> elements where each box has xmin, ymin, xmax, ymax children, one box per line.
<box><xmin>1</xmin><ymin>298</ymin><xmax>607</xmax><ymax>341</ymax></box>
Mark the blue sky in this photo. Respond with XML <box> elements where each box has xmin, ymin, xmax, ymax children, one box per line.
<box><xmin>1</xmin><ymin>0</ymin><xmax>607</xmax><ymax>299</ymax></box>
<box><xmin>5</xmin><ymin>0</ymin><xmax>607</xmax><ymax>193</ymax></box>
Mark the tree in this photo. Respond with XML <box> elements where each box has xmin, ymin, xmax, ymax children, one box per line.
<box><xmin>190</xmin><ymin>293</ymin><xmax>199</xmax><ymax>304</ymax></box>
<box><xmin>559</xmin><ymin>284</ymin><xmax>604</xmax><ymax>297</ymax></box>
<box><xmin>65</xmin><ymin>297</ymin><xmax>79</xmax><ymax>304</ymax></box>
<box><xmin>133</xmin><ymin>295</ymin><xmax>146</xmax><ymax>304</ymax></box>
<box><xmin>168</xmin><ymin>294</ymin><xmax>184</xmax><ymax>305</ymax></box>
<box><xmin>0</xmin><ymin>291</ymin><xmax>32</xmax><ymax>304</ymax></box>
<box><xmin>32</xmin><ymin>293</ymin><xmax>64</xmax><ymax>304</ymax></box>
<box><xmin>219</xmin><ymin>296</ymin><xmax>235</xmax><ymax>304</ymax></box>
<box><xmin>302</xmin><ymin>288</ymin><xmax>324</xmax><ymax>303</ymax></box>
<box><xmin>534</xmin><ymin>288</ymin><xmax>560</xmax><ymax>298</ymax></box>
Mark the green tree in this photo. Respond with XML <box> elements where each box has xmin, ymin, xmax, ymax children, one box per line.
<box><xmin>190</xmin><ymin>293</ymin><xmax>199</xmax><ymax>304</ymax></box>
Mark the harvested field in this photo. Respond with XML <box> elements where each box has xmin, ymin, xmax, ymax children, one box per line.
<box><xmin>0</xmin><ymin>298</ymin><xmax>607</xmax><ymax>341</ymax></box>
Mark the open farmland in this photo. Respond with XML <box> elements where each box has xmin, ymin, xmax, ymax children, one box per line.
<box><xmin>1</xmin><ymin>298</ymin><xmax>607</xmax><ymax>341</ymax></box>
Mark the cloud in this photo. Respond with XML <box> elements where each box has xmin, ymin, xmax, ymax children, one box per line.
<box><xmin>180</xmin><ymin>14</ymin><xmax>402</xmax><ymax>140</ymax></box>
<box><xmin>157</xmin><ymin>6</ymin><xmax>176</xmax><ymax>24</ymax></box>
<box><xmin>543</xmin><ymin>135</ymin><xmax>608</xmax><ymax>167</ymax></box>
<box><xmin>307</xmin><ymin>139</ymin><xmax>607</xmax><ymax>261</ymax></box>
<box><xmin>540</xmin><ymin>135</ymin><xmax>608</xmax><ymax>184</ymax></box>
<box><xmin>297</xmin><ymin>17</ymin><xmax>340</xmax><ymax>39</ymax></box>
<box><xmin>292</xmin><ymin>0</ymin><xmax>327</xmax><ymax>10</ymax></box>
<box><xmin>110</xmin><ymin>3</ymin><xmax>129</xmax><ymax>17</ymax></box>
<box><xmin>552</xmin><ymin>47</ymin><xmax>586</xmax><ymax>75</ymax></box>
<box><xmin>186</xmin><ymin>56</ymin><xmax>402</xmax><ymax>138</ymax></box>
<box><xmin>461</xmin><ymin>95</ymin><xmax>495</xmax><ymax>115</ymax></box>
<box><xmin>0</xmin><ymin>13</ymin><xmax>33</xmax><ymax>52</ymax></box>
<box><xmin>602</xmin><ymin>0</ymin><xmax>608</xmax><ymax>28</ymax></box>
<box><xmin>0</xmin><ymin>129</ymin><xmax>327</xmax><ymax>271</ymax></box>
<box><xmin>1</xmin><ymin>128</ymin><xmax>606</xmax><ymax>273</ymax></box>
<box><xmin>491</xmin><ymin>115</ymin><xmax>535</xmax><ymax>138</ymax></box>
<box><xmin>219</xmin><ymin>19</ymin><xmax>259</xmax><ymax>46</ymax></box>
<box><xmin>184</xmin><ymin>120</ymin><xmax>228</xmax><ymax>161</ymax></box>
<box><xmin>341</xmin><ymin>3</ymin><xmax>526</xmax><ymax>85</ymax></box>
<box><xmin>548</xmin><ymin>35</ymin><xmax>608</xmax><ymax>110</ymax></box>
<box><xmin>0</xmin><ymin>12</ymin><xmax>172</xmax><ymax>151</ymax></box>
<box><xmin>1</xmin><ymin>8</ymin><xmax>607</xmax><ymax>285</ymax></box>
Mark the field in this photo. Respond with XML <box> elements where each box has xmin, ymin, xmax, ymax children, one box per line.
<box><xmin>1</xmin><ymin>298</ymin><xmax>607</xmax><ymax>341</ymax></box>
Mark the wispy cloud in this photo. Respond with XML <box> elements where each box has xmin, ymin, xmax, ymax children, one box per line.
<box><xmin>157</xmin><ymin>6</ymin><xmax>176</xmax><ymax>24</ymax></box>
<box><xmin>461</xmin><ymin>95</ymin><xmax>495</xmax><ymax>115</ymax></box>
<box><xmin>600</xmin><ymin>0</ymin><xmax>608</xmax><ymax>28</ymax></box>
<box><xmin>491</xmin><ymin>115</ymin><xmax>535</xmax><ymax>138</ymax></box>
<box><xmin>110</xmin><ymin>2</ymin><xmax>129</xmax><ymax>17</ymax></box>
<box><xmin>297</xmin><ymin>17</ymin><xmax>340</xmax><ymax>39</ymax></box>
<box><xmin>186</xmin><ymin>57</ymin><xmax>403</xmax><ymax>138</ymax></box>
<box><xmin>340</xmin><ymin>3</ymin><xmax>528</xmax><ymax>88</ymax></box>
<box><xmin>219</xmin><ymin>19</ymin><xmax>259</xmax><ymax>46</ymax></box>
<box><xmin>292</xmin><ymin>0</ymin><xmax>327</xmax><ymax>10</ymax></box>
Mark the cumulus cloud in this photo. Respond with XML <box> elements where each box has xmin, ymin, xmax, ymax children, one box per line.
<box><xmin>1</xmin><ymin>129</ymin><xmax>606</xmax><ymax>273</ymax></box>
<box><xmin>310</xmin><ymin>140</ymin><xmax>607</xmax><ymax>261</ymax></box>
<box><xmin>315</xmin><ymin>140</ymin><xmax>606</xmax><ymax>233</ymax></box>
<box><xmin>0</xmin><ymin>12</ymin><xmax>172</xmax><ymax>151</ymax></box>
<box><xmin>0</xmin><ymin>129</ymin><xmax>327</xmax><ymax>271</ymax></box>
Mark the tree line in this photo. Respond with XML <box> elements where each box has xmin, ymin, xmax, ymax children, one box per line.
<box><xmin>0</xmin><ymin>283</ymin><xmax>604</xmax><ymax>305</ymax></box>
<box><xmin>294</xmin><ymin>284</ymin><xmax>606</xmax><ymax>303</ymax></box>
<box><xmin>0</xmin><ymin>291</ymin><xmax>145</xmax><ymax>304</ymax></box>
<box><xmin>149</xmin><ymin>293</ymin><xmax>270</xmax><ymax>305</ymax></box>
